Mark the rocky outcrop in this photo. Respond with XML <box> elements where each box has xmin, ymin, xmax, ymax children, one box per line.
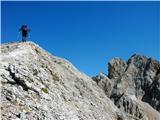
<box><xmin>93</xmin><ymin>54</ymin><xmax>160</xmax><ymax>120</ymax></box>
<box><xmin>92</xmin><ymin>73</ymin><xmax>113</xmax><ymax>97</ymax></box>
<box><xmin>1</xmin><ymin>42</ymin><xmax>127</xmax><ymax>120</ymax></box>
<box><xmin>1</xmin><ymin>41</ymin><xmax>160</xmax><ymax>120</ymax></box>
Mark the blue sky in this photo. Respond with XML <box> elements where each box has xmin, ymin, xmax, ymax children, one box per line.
<box><xmin>1</xmin><ymin>1</ymin><xmax>160</xmax><ymax>76</ymax></box>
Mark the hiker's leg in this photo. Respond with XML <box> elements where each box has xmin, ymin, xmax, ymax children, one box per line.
<box><xmin>24</xmin><ymin>34</ymin><xmax>27</xmax><ymax>42</ymax></box>
<box><xmin>23</xmin><ymin>37</ymin><xmax>26</xmax><ymax>42</ymax></box>
<box><xmin>22</xmin><ymin>36</ymin><xmax>25</xmax><ymax>42</ymax></box>
<box><xmin>24</xmin><ymin>37</ymin><xmax>26</xmax><ymax>42</ymax></box>
<box><xmin>22</xmin><ymin>36</ymin><xmax>26</xmax><ymax>47</ymax></box>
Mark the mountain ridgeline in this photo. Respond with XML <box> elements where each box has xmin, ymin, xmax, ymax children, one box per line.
<box><xmin>0</xmin><ymin>41</ymin><xmax>160</xmax><ymax>120</ymax></box>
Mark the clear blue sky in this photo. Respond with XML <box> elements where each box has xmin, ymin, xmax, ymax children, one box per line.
<box><xmin>1</xmin><ymin>1</ymin><xmax>160</xmax><ymax>76</ymax></box>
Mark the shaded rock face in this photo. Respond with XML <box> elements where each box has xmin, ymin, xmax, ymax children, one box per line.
<box><xmin>92</xmin><ymin>73</ymin><xmax>113</xmax><ymax>97</ymax></box>
<box><xmin>93</xmin><ymin>54</ymin><xmax>160</xmax><ymax>120</ymax></box>
<box><xmin>1</xmin><ymin>42</ymin><xmax>126</xmax><ymax>120</ymax></box>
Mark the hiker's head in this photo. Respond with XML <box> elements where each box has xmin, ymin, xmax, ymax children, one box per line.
<box><xmin>22</xmin><ymin>25</ymin><xmax>25</xmax><ymax>28</ymax></box>
<box><xmin>24</xmin><ymin>25</ymin><xmax>27</xmax><ymax>28</ymax></box>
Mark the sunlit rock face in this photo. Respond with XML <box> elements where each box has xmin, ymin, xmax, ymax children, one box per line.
<box><xmin>1</xmin><ymin>41</ymin><xmax>126</xmax><ymax>120</ymax></box>
<box><xmin>93</xmin><ymin>54</ymin><xmax>160</xmax><ymax>120</ymax></box>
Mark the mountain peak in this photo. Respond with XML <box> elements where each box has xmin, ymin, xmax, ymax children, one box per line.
<box><xmin>94</xmin><ymin>53</ymin><xmax>160</xmax><ymax>120</ymax></box>
<box><xmin>1</xmin><ymin>41</ymin><xmax>123</xmax><ymax>120</ymax></box>
<box><xmin>1</xmin><ymin>41</ymin><xmax>160</xmax><ymax>120</ymax></box>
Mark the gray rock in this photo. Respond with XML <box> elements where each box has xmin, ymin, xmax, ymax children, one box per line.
<box><xmin>108</xmin><ymin>57</ymin><xmax>127</xmax><ymax>80</ymax></box>
<box><xmin>92</xmin><ymin>73</ymin><xmax>113</xmax><ymax>97</ymax></box>
<box><xmin>93</xmin><ymin>54</ymin><xmax>160</xmax><ymax>120</ymax></box>
<box><xmin>0</xmin><ymin>41</ymin><xmax>125</xmax><ymax>120</ymax></box>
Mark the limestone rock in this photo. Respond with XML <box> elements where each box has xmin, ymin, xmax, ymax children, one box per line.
<box><xmin>93</xmin><ymin>54</ymin><xmax>160</xmax><ymax>120</ymax></box>
<box><xmin>92</xmin><ymin>73</ymin><xmax>113</xmax><ymax>97</ymax></box>
<box><xmin>0</xmin><ymin>42</ymin><xmax>126</xmax><ymax>120</ymax></box>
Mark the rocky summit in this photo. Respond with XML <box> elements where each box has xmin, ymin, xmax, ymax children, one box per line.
<box><xmin>93</xmin><ymin>55</ymin><xmax>160</xmax><ymax>120</ymax></box>
<box><xmin>0</xmin><ymin>41</ymin><xmax>160</xmax><ymax>120</ymax></box>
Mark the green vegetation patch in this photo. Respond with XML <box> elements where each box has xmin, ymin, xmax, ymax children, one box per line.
<box><xmin>41</xmin><ymin>88</ymin><xmax>49</xmax><ymax>94</ymax></box>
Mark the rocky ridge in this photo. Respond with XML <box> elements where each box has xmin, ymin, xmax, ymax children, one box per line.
<box><xmin>93</xmin><ymin>54</ymin><xmax>160</xmax><ymax>120</ymax></box>
<box><xmin>0</xmin><ymin>41</ymin><xmax>160</xmax><ymax>120</ymax></box>
<box><xmin>1</xmin><ymin>41</ymin><xmax>125</xmax><ymax>120</ymax></box>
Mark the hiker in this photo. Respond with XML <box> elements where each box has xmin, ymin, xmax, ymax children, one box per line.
<box><xmin>19</xmin><ymin>25</ymin><xmax>30</xmax><ymax>42</ymax></box>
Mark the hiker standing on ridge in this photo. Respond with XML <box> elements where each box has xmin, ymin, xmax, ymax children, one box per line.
<box><xmin>19</xmin><ymin>25</ymin><xmax>30</xmax><ymax>42</ymax></box>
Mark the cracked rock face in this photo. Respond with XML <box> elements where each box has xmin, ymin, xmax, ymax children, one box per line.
<box><xmin>1</xmin><ymin>42</ymin><xmax>127</xmax><ymax>120</ymax></box>
<box><xmin>93</xmin><ymin>54</ymin><xmax>160</xmax><ymax>120</ymax></box>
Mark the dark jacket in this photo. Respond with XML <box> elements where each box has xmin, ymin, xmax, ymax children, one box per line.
<box><xmin>19</xmin><ymin>26</ymin><xmax>30</xmax><ymax>37</ymax></box>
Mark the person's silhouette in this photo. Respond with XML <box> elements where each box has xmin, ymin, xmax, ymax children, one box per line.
<box><xmin>19</xmin><ymin>25</ymin><xmax>30</xmax><ymax>42</ymax></box>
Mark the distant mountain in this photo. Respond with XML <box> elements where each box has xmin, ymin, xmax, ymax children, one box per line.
<box><xmin>93</xmin><ymin>54</ymin><xmax>160</xmax><ymax>120</ymax></box>
<box><xmin>0</xmin><ymin>41</ymin><xmax>160</xmax><ymax>120</ymax></box>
